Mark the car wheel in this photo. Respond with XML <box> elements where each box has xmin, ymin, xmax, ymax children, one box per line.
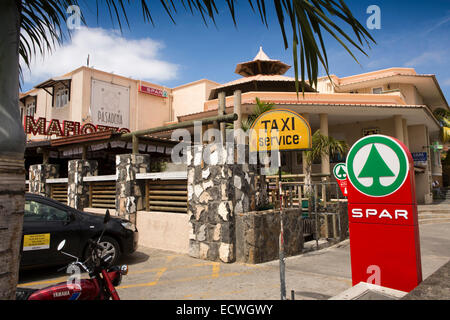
<box><xmin>86</xmin><ymin>236</ymin><xmax>121</xmax><ymax>266</ymax></box>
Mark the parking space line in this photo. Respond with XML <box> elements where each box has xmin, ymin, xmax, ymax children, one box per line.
<box><xmin>20</xmin><ymin>276</ymin><xmax>71</xmax><ymax>287</ymax></box>
<box><xmin>127</xmin><ymin>261</ymin><xmax>213</xmax><ymax>276</ymax></box>
<box><xmin>211</xmin><ymin>262</ymin><xmax>220</xmax><ymax>279</ymax></box>
<box><xmin>118</xmin><ymin>266</ymin><xmax>273</xmax><ymax>290</ymax></box>
<box><xmin>153</xmin><ymin>268</ymin><xmax>167</xmax><ymax>285</ymax></box>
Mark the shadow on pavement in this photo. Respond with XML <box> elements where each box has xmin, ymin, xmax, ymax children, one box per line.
<box><xmin>118</xmin><ymin>250</ymin><xmax>150</xmax><ymax>265</ymax></box>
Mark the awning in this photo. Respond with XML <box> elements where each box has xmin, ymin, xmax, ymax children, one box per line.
<box><xmin>35</xmin><ymin>76</ymin><xmax>72</xmax><ymax>89</ymax></box>
<box><xmin>19</xmin><ymin>92</ymin><xmax>37</xmax><ymax>104</ymax></box>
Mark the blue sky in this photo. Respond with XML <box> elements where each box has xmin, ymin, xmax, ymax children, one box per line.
<box><xmin>22</xmin><ymin>0</ymin><xmax>450</xmax><ymax>102</ymax></box>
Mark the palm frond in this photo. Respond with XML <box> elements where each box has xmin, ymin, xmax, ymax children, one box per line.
<box><xmin>19</xmin><ymin>0</ymin><xmax>78</xmax><ymax>69</ymax></box>
<box><xmin>433</xmin><ymin>108</ymin><xmax>450</xmax><ymax>124</ymax></box>
<box><xmin>306</xmin><ymin>130</ymin><xmax>348</xmax><ymax>165</ymax></box>
<box><xmin>19</xmin><ymin>0</ymin><xmax>374</xmax><ymax>92</ymax></box>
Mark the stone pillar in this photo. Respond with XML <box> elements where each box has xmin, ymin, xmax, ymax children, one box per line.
<box><xmin>116</xmin><ymin>154</ymin><xmax>150</xmax><ymax>224</ymax></box>
<box><xmin>29</xmin><ymin>164</ymin><xmax>59</xmax><ymax>197</ymax></box>
<box><xmin>68</xmin><ymin>160</ymin><xmax>98</xmax><ymax>210</ymax></box>
<box><xmin>394</xmin><ymin>115</ymin><xmax>404</xmax><ymax>143</ymax></box>
<box><xmin>187</xmin><ymin>144</ymin><xmax>256</xmax><ymax>263</ymax></box>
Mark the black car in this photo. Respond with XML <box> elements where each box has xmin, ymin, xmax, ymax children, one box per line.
<box><xmin>21</xmin><ymin>193</ymin><xmax>139</xmax><ymax>269</ymax></box>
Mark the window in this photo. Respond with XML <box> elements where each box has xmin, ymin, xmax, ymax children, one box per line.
<box><xmin>54</xmin><ymin>87</ymin><xmax>69</xmax><ymax>108</ymax></box>
<box><xmin>331</xmin><ymin>152</ymin><xmax>346</xmax><ymax>163</ymax></box>
<box><xmin>372</xmin><ymin>87</ymin><xmax>383</xmax><ymax>94</ymax></box>
<box><xmin>26</xmin><ymin>100</ymin><xmax>36</xmax><ymax>117</ymax></box>
<box><xmin>24</xmin><ymin>200</ymin><xmax>68</xmax><ymax>222</ymax></box>
<box><xmin>363</xmin><ymin>128</ymin><xmax>380</xmax><ymax>136</ymax></box>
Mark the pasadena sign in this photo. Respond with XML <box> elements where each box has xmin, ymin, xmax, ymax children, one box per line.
<box><xmin>24</xmin><ymin>116</ymin><xmax>130</xmax><ymax>137</ymax></box>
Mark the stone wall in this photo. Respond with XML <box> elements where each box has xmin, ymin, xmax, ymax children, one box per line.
<box><xmin>187</xmin><ymin>144</ymin><xmax>256</xmax><ymax>263</ymax></box>
<box><xmin>116</xmin><ymin>154</ymin><xmax>150</xmax><ymax>224</ymax></box>
<box><xmin>235</xmin><ymin>208</ymin><xmax>304</xmax><ymax>264</ymax></box>
<box><xmin>68</xmin><ymin>160</ymin><xmax>98</xmax><ymax>210</ymax></box>
<box><xmin>29</xmin><ymin>164</ymin><xmax>59</xmax><ymax>196</ymax></box>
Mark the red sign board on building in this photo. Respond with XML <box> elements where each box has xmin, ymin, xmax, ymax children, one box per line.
<box><xmin>139</xmin><ymin>85</ymin><xmax>168</xmax><ymax>98</ymax></box>
<box><xmin>346</xmin><ymin>134</ymin><xmax>422</xmax><ymax>292</ymax></box>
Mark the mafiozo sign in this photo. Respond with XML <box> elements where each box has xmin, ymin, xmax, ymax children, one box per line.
<box><xmin>24</xmin><ymin>116</ymin><xmax>130</xmax><ymax>137</ymax></box>
<box><xmin>346</xmin><ymin>134</ymin><xmax>422</xmax><ymax>293</ymax></box>
<box><xmin>249</xmin><ymin>109</ymin><xmax>311</xmax><ymax>152</ymax></box>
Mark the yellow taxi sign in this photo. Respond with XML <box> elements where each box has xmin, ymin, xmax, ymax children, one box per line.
<box><xmin>249</xmin><ymin>109</ymin><xmax>312</xmax><ymax>152</ymax></box>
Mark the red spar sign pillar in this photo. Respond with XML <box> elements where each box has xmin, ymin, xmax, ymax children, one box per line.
<box><xmin>346</xmin><ymin>135</ymin><xmax>422</xmax><ymax>292</ymax></box>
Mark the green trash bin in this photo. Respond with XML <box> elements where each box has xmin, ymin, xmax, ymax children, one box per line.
<box><xmin>301</xmin><ymin>200</ymin><xmax>309</xmax><ymax>218</ymax></box>
<box><xmin>301</xmin><ymin>199</ymin><xmax>308</xmax><ymax>208</ymax></box>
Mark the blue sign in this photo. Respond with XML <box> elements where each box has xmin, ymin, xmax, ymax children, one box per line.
<box><xmin>412</xmin><ymin>152</ymin><xmax>427</xmax><ymax>162</ymax></box>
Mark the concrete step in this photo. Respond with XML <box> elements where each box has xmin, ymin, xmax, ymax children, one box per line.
<box><xmin>418</xmin><ymin>214</ymin><xmax>450</xmax><ymax>220</ymax></box>
<box><xmin>419</xmin><ymin>218</ymin><xmax>450</xmax><ymax>225</ymax></box>
<box><xmin>418</xmin><ymin>209</ymin><xmax>450</xmax><ymax>214</ymax></box>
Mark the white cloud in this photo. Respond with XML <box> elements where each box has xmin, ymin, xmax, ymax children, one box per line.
<box><xmin>404</xmin><ymin>51</ymin><xmax>445</xmax><ymax>67</ymax></box>
<box><xmin>21</xmin><ymin>27</ymin><xmax>178</xmax><ymax>84</ymax></box>
<box><xmin>443</xmin><ymin>78</ymin><xmax>450</xmax><ymax>86</ymax></box>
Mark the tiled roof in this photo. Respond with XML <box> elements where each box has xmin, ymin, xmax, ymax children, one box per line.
<box><xmin>214</xmin><ymin>74</ymin><xmax>298</xmax><ymax>89</ymax></box>
<box><xmin>338</xmin><ymin>73</ymin><xmax>434</xmax><ymax>87</ymax></box>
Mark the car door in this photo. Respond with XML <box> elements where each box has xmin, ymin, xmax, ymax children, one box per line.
<box><xmin>21</xmin><ymin>198</ymin><xmax>82</xmax><ymax>267</ymax></box>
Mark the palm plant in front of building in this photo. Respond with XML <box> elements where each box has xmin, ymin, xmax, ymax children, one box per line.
<box><xmin>303</xmin><ymin>131</ymin><xmax>349</xmax><ymax>211</ymax></box>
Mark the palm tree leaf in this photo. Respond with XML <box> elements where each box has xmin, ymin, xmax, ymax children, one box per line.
<box><xmin>306</xmin><ymin>130</ymin><xmax>348</xmax><ymax>165</ymax></box>
<box><xmin>18</xmin><ymin>0</ymin><xmax>374</xmax><ymax>94</ymax></box>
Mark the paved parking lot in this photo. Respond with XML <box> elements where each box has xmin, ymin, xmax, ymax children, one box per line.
<box><xmin>18</xmin><ymin>222</ymin><xmax>450</xmax><ymax>300</ymax></box>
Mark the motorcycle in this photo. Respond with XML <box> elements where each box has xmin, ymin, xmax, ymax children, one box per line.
<box><xmin>16</xmin><ymin>210</ymin><xmax>128</xmax><ymax>300</ymax></box>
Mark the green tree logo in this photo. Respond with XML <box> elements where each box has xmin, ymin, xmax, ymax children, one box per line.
<box><xmin>333</xmin><ymin>163</ymin><xmax>347</xmax><ymax>180</ymax></box>
<box><xmin>358</xmin><ymin>144</ymin><xmax>395</xmax><ymax>188</ymax></box>
<box><xmin>346</xmin><ymin>135</ymin><xmax>409</xmax><ymax>197</ymax></box>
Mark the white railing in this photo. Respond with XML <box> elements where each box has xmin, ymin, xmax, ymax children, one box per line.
<box><xmin>137</xmin><ymin>171</ymin><xmax>187</xmax><ymax>180</ymax></box>
<box><xmin>83</xmin><ymin>174</ymin><xmax>117</xmax><ymax>182</ymax></box>
<box><xmin>46</xmin><ymin>178</ymin><xmax>69</xmax><ymax>184</ymax></box>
